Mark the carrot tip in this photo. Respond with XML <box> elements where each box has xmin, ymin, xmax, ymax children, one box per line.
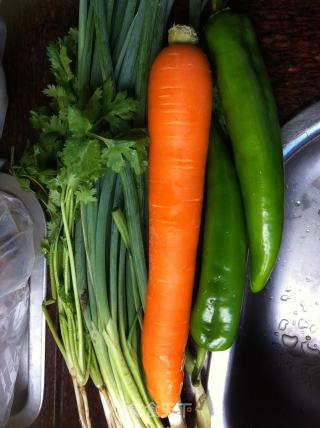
<box><xmin>155</xmin><ymin>401</ymin><xmax>177</xmax><ymax>418</ymax></box>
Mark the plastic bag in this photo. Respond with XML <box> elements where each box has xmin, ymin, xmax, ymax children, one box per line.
<box><xmin>0</xmin><ymin>286</ymin><xmax>29</xmax><ymax>427</ymax></box>
<box><xmin>0</xmin><ymin>191</ymin><xmax>35</xmax><ymax>298</ymax></box>
<box><xmin>0</xmin><ymin>191</ymin><xmax>34</xmax><ymax>427</ymax></box>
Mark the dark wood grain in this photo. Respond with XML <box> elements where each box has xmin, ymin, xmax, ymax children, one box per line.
<box><xmin>0</xmin><ymin>0</ymin><xmax>77</xmax><ymax>160</ymax></box>
<box><xmin>0</xmin><ymin>1</ymin><xmax>320</xmax><ymax>427</ymax></box>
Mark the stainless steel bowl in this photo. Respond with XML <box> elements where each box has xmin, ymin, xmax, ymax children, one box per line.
<box><xmin>208</xmin><ymin>101</ymin><xmax>320</xmax><ymax>428</ymax></box>
<box><xmin>0</xmin><ymin>173</ymin><xmax>47</xmax><ymax>428</ymax></box>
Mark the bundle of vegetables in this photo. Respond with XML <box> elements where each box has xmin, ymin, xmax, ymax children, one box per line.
<box><xmin>12</xmin><ymin>0</ymin><xmax>178</xmax><ymax>427</ymax></box>
<box><xmin>11</xmin><ymin>0</ymin><xmax>284</xmax><ymax>426</ymax></box>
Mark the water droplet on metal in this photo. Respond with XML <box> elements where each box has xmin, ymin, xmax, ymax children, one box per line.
<box><xmin>306</xmin><ymin>336</ymin><xmax>311</xmax><ymax>341</ymax></box>
<box><xmin>285</xmin><ymin>286</ymin><xmax>292</xmax><ymax>292</ymax></box>
<box><xmin>274</xmin><ymin>332</ymin><xmax>279</xmax><ymax>336</ymax></box>
<box><xmin>294</xmin><ymin>310</ymin><xmax>298</xmax><ymax>315</ymax></box>
<box><xmin>280</xmin><ymin>294</ymin><xmax>290</xmax><ymax>301</ymax></box>
<box><xmin>269</xmin><ymin>296</ymin><xmax>274</xmax><ymax>300</ymax></box>
<box><xmin>310</xmin><ymin>325</ymin><xmax>317</xmax><ymax>334</ymax></box>
<box><xmin>298</xmin><ymin>319</ymin><xmax>309</xmax><ymax>329</ymax></box>
<box><xmin>278</xmin><ymin>319</ymin><xmax>289</xmax><ymax>331</ymax></box>
<box><xmin>300</xmin><ymin>301</ymin><xmax>307</xmax><ymax>312</ymax></box>
<box><xmin>302</xmin><ymin>341</ymin><xmax>320</xmax><ymax>356</ymax></box>
<box><xmin>282</xmin><ymin>334</ymin><xmax>298</xmax><ymax>348</ymax></box>
<box><xmin>295</xmin><ymin>200</ymin><xmax>301</xmax><ymax>207</ymax></box>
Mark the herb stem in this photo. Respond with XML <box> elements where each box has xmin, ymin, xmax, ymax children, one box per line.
<box><xmin>63</xmin><ymin>241</ymin><xmax>70</xmax><ymax>295</ymax></box>
<box><xmin>42</xmin><ymin>302</ymin><xmax>68</xmax><ymax>362</ymax></box>
<box><xmin>61</xmin><ymin>192</ymin><xmax>85</xmax><ymax>375</ymax></box>
<box><xmin>60</xmin><ymin>312</ymin><xmax>72</xmax><ymax>368</ymax></box>
<box><xmin>53</xmin><ymin>232</ymin><xmax>62</xmax><ymax>296</ymax></box>
<box><xmin>48</xmin><ymin>245</ymin><xmax>57</xmax><ymax>300</ymax></box>
<box><xmin>67</xmin><ymin>312</ymin><xmax>82</xmax><ymax>380</ymax></box>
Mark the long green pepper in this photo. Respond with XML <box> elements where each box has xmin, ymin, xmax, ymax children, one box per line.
<box><xmin>191</xmin><ymin>120</ymin><xmax>247</xmax><ymax>379</ymax></box>
<box><xmin>204</xmin><ymin>7</ymin><xmax>284</xmax><ymax>293</ymax></box>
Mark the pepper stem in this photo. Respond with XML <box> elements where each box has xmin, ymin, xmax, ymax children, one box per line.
<box><xmin>192</xmin><ymin>348</ymin><xmax>207</xmax><ymax>385</ymax></box>
<box><xmin>168</xmin><ymin>25</ymin><xmax>198</xmax><ymax>46</ymax></box>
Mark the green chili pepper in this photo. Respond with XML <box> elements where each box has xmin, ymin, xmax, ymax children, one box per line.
<box><xmin>204</xmin><ymin>8</ymin><xmax>284</xmax><ymax>293</ymax></box>
<box><xmin>190</xmin><ymin>120</ymin><xmax>247</xmax><ymax>381</ymax></box>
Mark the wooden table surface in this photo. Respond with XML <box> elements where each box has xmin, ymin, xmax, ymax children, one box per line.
<box><xmin>0</xmin><ymin>1</ymin><xmax>320</xmax><ymax>427</ymax></box>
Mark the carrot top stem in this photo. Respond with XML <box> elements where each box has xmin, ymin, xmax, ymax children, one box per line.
<box><xmin>168</xmin><ymin>25</ymin><xmax>198</xmax><ymax>45</ymax></box>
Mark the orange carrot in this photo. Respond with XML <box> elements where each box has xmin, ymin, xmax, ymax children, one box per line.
<box><xmin>142</xmin><ymin>26</ymin><xmax>212</xmax><ymax>418</ymax></box>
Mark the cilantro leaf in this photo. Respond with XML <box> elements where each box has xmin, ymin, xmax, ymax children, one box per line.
<box><xmin>48</xmin><ymin>188</ymin><xmax>61</xmax><ymax>208</ymax></box>
<box><xmin>101</xmin><ymin>145</ymin><xmax>125</xmax><ymax>172</ymax></box>
<box><xmin>67</xmin><ymin>107</ymin><xmax>92</xmax><ymax>137</ymax></box>
<box><xmin>83</xmin><ymin>87</ymin><xmax>103</xmax><ymax>124</ymax></box>
<box><xmin>61</xmin><ymin>138</ymin><xmax>103</xmax><ymax>181</ymax></box>
<box><xmin>101</xmin><ymin>136</ymin><xmax>149</xmax><ymax>174</ymax></box>
<box><xmin>63</xmin><ymin>28</ymin><xmax>78</xmax><ymax>57</ymax></box>
<box><xmin>43</xmin><ymin>84</ymin><xmax>76</xmax><ymax>113</ymax></box>
<box><xmin>76</xmin><ymin>184</ymin><xmax>97</xmax><ymax>204</ymax></box>
<box><xmin>43</xmin><ymin>114</ymin><xmax>68</xmax><ymax>136</ymax></box>
<box><xmin>123</xmin><ymin>138</ymin><xmax>148</xmax><ymax>175</ymax></box>
<box><xmin>46</xmin><ymin>217</ymin><xmax>61</xmax><ymax>240</ymax></box>
<box><xmin>30</xmin><ymin>108</ymin><xmax>51</xmax><ymax>130</ymax></box>
<box><xmin>103</xmin><ymin>79</ymin><xmax>138</xmax><ymax>133</ymax></box>
<box><xmin>52</xmin><ymin>169</ymin><xmax>80</xmax><ymax>192</ymax></box>
<box><xmin>47</xmin><ymin>40</ymin><xmax>74</xmax><ymax>85</ymax></box>
<box><xmin>38</xmin><ymin>134</ymin><xmax>64</xmax><ymax>162</ymax></box>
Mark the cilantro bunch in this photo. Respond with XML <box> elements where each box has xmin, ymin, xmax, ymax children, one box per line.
<box><xmin>15</xmin><ymin>29</ymin><xmax>147</xmax><ymax>217</ymax></box>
